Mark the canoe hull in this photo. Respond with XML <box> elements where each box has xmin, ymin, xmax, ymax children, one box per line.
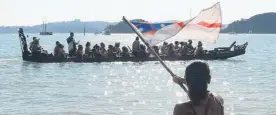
<box><xmin>22</xmin><ymin>47</ymin><xmax>247</xmax><ymax>63</ymax></box>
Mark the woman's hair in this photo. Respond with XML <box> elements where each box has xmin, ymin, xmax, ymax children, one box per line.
<box><xmin>122</xmin><ymin>46</ymin><xmax>128</xmax><ymax>52</ymax></box>
<box><xmin>108</xmin><ymin>45</ymin><xmax>113</xmax><ymax>49</ymax></box>
<box><xmin>86</xmin><ymin>42</ymin><xmax>91</xmax><ymax>47</ymax></box>
<box><xmin>115</xmin><ymin>43</ymin><xmax>120</xmax><ymax>47</ymax></box>
<box><xmin>185</xmin><ymin>61</ymin><xmax>211</xmax><ymax>105</ymax></box>
<box><xmin>93</xmin><ymin>44</ymin><xmax>99</xmax><ymax>49</ymax></box>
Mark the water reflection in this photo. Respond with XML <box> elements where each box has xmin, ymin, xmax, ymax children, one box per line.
<box><xmin>21</xmin><ymin>61</ymin><xmax>42</xmax><ymax>70</ymax></box>
<box><xmin>58</xmin><ymin>63</ymin><xmax>66</xmax><ymax>68</ymax></box>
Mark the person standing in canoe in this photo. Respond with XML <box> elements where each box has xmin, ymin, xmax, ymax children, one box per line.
<box><xmin>132</xmin><ymin>36</ymin><xmax>140</xmax><ymax>57</ymax></box>
<box><xmin>67</xmin><ymin>32</ymin><xmax>78</xmax><ymax>57</ymax></box>
<box><xmin>173</xmin><ymin>61</ymin><xmax>224</xmax><ymax>115</ymax></box>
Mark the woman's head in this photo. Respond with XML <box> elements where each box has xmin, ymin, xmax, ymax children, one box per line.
<box><xmin>175</xmin><ymin>41</ymin><xmax>179</xmax><ymax>45</ymax></box>
<box><xmin>168</xmin><ymin>43</ymin><xmax>174</xmax><ymax>49</ymax></box>
<box><xmin>108</xmin><ymin>45</ymin><xmax>113</xmax><ymax>49</ymax></box>
<box><xmin>93</xmin><ymin>44</ymin><xmax>99</xmax><ymax>49</ymax></box>
<box><xmin>100</xmin><ymin>42</ymin><xmax>105</xmax><ymax>47</ymax></box>
<box><xmin>163</xmin><ymin>42</ymin><xmax>168</xmax><ymax>46</ymax></box>
<box><xmin>198</xmin><ymin>41</ymin><xmax>202</xmax><ymax>47</ymax></box>
<box><xmin>180</xmin><ymin>42</ymin><xmax>184</xmax><ymax>46</ymax></box>
<box><xmin>56</xmin><ymin>41</ymin><xmax>60</xmax><ymax>45</ymax></box>
<box><xmin>185</xmin><ymin>61</ymin><xmax>211</xmax><ymax>105</ymax></box>
<box><xmin>122</xmin><ymin>46</ymin><xmax>128</xmax><ymax>52</ymax></box>
<box><xmin>78</xmin><ymin>45</ymin><xmax>83</xmax><ymax>50</ymax></box>
<box><xmin>86</xmin><ymin>42</ymin><xmax>91</xmax><ymax>47</ymax></box>
<box><xmin>188</xmin><ymin>40</ymin><xmax>192</xmax><ymax>44</ymax></box>
<box><xmin>115</xmin><ymin>43</ymin><xmax>120</xmax><ymax>47</ymax></box>
<box><xmin>70</xmin><ymin>32</ymin><xmax>74</xmax><ymax>37</ymax></box>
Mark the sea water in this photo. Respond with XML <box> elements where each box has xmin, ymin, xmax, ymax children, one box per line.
<box><xmin>0</xmin><ymin>33</ymin><xmax>275</xmax><ymax>115</ymax></box>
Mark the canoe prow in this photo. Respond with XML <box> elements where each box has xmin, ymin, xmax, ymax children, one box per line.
<box><xmin>214</xmin><ymin>41</ymin><xmax>236</xmax><ymax>51</ymax></box>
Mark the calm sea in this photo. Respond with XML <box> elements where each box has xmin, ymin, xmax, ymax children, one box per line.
<box><xmin>0</xmin><ymin>33</ymin><xmax>275</xmax><ymax>115</ymax></box>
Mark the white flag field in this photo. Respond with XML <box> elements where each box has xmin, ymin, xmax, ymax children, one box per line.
<box><xmin>130</xmin><ymin>2</ymin><xmax>222</xmax><ymax>46</ymax></box>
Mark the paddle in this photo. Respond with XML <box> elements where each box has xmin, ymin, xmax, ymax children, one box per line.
<box><xmin>127</xmin><ymin>46</ymin><xmax>133</xmax><ymax>52</ymax></box>
<box><xmin>122</xmin><ymin>16</ymin><xmax>188</xmax><ymax>93</ymax></box>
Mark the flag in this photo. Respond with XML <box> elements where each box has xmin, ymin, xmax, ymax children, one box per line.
<box><xmin>130</xmin><ymin>21</ymin><xmax>186</xmax><ymax>46</ymax></box>
<box><xmin>176</xmin><ymin>2</ymin><xmax>222</xmax><ymax>43</ymax></box>
<box><xmin>130</xmin><ymin>2</ymin><xmax>222</xmax><ymax>46</ymax></box>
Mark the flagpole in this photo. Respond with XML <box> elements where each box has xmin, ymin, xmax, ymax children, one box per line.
<box><xmin>122</xmin><ymin>16</ymin><xmax>188</xmax><ymax>93</ymax></box>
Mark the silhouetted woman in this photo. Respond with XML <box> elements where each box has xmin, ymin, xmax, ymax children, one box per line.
<box><xmin>173</xmin><ymin>61</ymin><xmax>224</xmax><ymax>115</ymax></box>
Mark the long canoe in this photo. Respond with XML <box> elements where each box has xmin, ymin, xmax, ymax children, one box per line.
<box><xmin>18</xmin><ymin>28</ymin><xmax>248</xmax><ymax>63</ymax></box>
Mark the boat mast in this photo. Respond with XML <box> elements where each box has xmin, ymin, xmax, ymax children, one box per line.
<box><xmin>190</xmin><ymin>8</ymin><xmax>192</xmax><ymax>19</ymax></box>
<box><xmin>42</xmin><ymin>19</ymin><xmax>45</xmax><ymax>33</ymax></box>
<box><xmin>45</xmin><ymin>18</ymin><xmax>47</xmax><ymax>32</ymax></box>
<box><xmin>84</xmin><ymin>23</ymin><xmax>86</xmax><ymax>36</ymax></box>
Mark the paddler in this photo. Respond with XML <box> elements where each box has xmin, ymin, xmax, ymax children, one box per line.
<box><xmin>194</xmin><ymin>41</ymin><xmax>204</xmax><ymax>57</ymax></box>
<box><xmin>54</xmin><ymin>41</ymin><xmax>65</xmax><ymax>58</ymax></box>
<box><xmin>187</xmin><ymin>40</ymin><xmax>194</xmax><ymax>50</ymax></box>
<box><xmin>132</xmin><ymin>37</ymin><xmax>140</xmax><ymax>57</ymax></box>
<box><xmin>161</xmin><ymin>42</ymin><xmax>169</xmax><ymax>56</ymax></box>
<box><xmin>99</xmin><ymin>42</ymin><xmax>107</xmax><ymax>56</ymax></box>
<box><xmin>153</xmin><ymin>45</ymin><xmax>159</xmax><ymax>55</ymax></box>
<box><xmin>122</xmin><ymin>46</ymin><xmax>130</xmax><ymax>58</ymax></box>
<box><xmin>76</xmin><ymin>45</ymin><xmax>83</xmax><ymax>60</ymax></box>
<box><xmin>174</xmin><ymin>41</ymin><xmax>180</xmax><ymax>52</ymax></box>
<box><xmin>92</xmin><ymin>44</ymin><xmax>101</xmax><ymax>58</ymax></box>
<box><xmin>138</xmin><ymin>44</ymin><xmax>147</xmax><ymax>57</ymax></box>
<box><xmin>186</xmin><ymin>40</ymin><xmax>195</xmax><ymax>55</ymax></box>
<box><xmin>30</xmin><ymin>37</ymin><xmax>42</xmax><ymax>59</ymax></box>
<box><xmin>114</xmin><ymin>42</ymin><xmax>122</xmax><ymax>56</ymax></box>
<box><xmin>107</xmin><ymin>45</ymin><xmax>115</xmax><ymax>58</ymax></box>
<box><xmin>54</xmin><ymin>41</ymin><xmax>60</xmax><ymax>57</ymax></box>
<box><xmin>29</xmin><ymin>37</ymin><xmax>37</xmax><ymax>51</ymax></box>
<box><xmin>179</xmin><ymin>42</ymin><xmax>188</xmax><ymax>56</ymax></box>
<box><xmin>66</xmin><ymin>32</ymin><xmax>78</xmax><ymax>57</ymax></box>
<box><xmin>85</xmin><ymin>42</ymin><xmax>92</xmax><ymax>58</ymax></box>
<box><xmin>168</xmin><ymin>43</ymin><xmax>177</xmax><ymax>57</ymax></box>
<box><xmin>173</xmin><ymin>61</ymin><xmax>224</xmax><ymax>115</ymax></box>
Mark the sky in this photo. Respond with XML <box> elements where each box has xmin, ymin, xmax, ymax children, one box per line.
<box><xmin>0</xmin><ymin>0</ymin><xmax>275</xmax><ymax>26</ymax></box>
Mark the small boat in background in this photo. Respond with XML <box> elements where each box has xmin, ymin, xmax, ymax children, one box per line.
<box><xmin>94</xmin><ymin>30</ymin><xmax>111</xmax><ymax>35</ymax></box>
<box><xmin>39</xmin><ymin>19</ymin><xmax>53</xmax><ymax>35</ymax></box>
<box><xmin>102</xmin><ymin>30</ymin><xmax>111</xmax><ymax>35</ymax></box>
<box><xmin>228</xmin><ymin>32</ymin><xmax>237</xmax><ymax>35</ymax></box>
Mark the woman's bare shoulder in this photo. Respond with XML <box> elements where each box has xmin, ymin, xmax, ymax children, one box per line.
<box><xmin>211</xmin><ymin>93</ymin><xmax>224</xmax><ymax>105</ymax></box>
<box><xmin>173</xmin><ymin>102</ymin><xmax>192</xmax><ymax>115</ymax></box>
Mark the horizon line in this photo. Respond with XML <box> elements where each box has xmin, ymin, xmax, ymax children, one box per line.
<box><xmin>0</xmin><ymin>18</ymin><xmax>231</xmax><ymax>27</ymax></box>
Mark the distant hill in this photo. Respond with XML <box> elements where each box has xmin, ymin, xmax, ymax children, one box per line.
<box><xmin>105</xmin><ymin>20</ymin><xmax>228</xmax><ymax>33</ymax></box>
<box><xmin>0</xmin><ymin>19</ymin><xmax>116</xmax><ymax>33</ymax></box>
<box><xmin>221</xmin><ymin>12</ymin><xmax>276</xmax><ymax>33</ymax></box>
<box><xmin>221</xmin><ymin>24</ymin><xmax>228</xmax><ymax>29</ymax></box>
